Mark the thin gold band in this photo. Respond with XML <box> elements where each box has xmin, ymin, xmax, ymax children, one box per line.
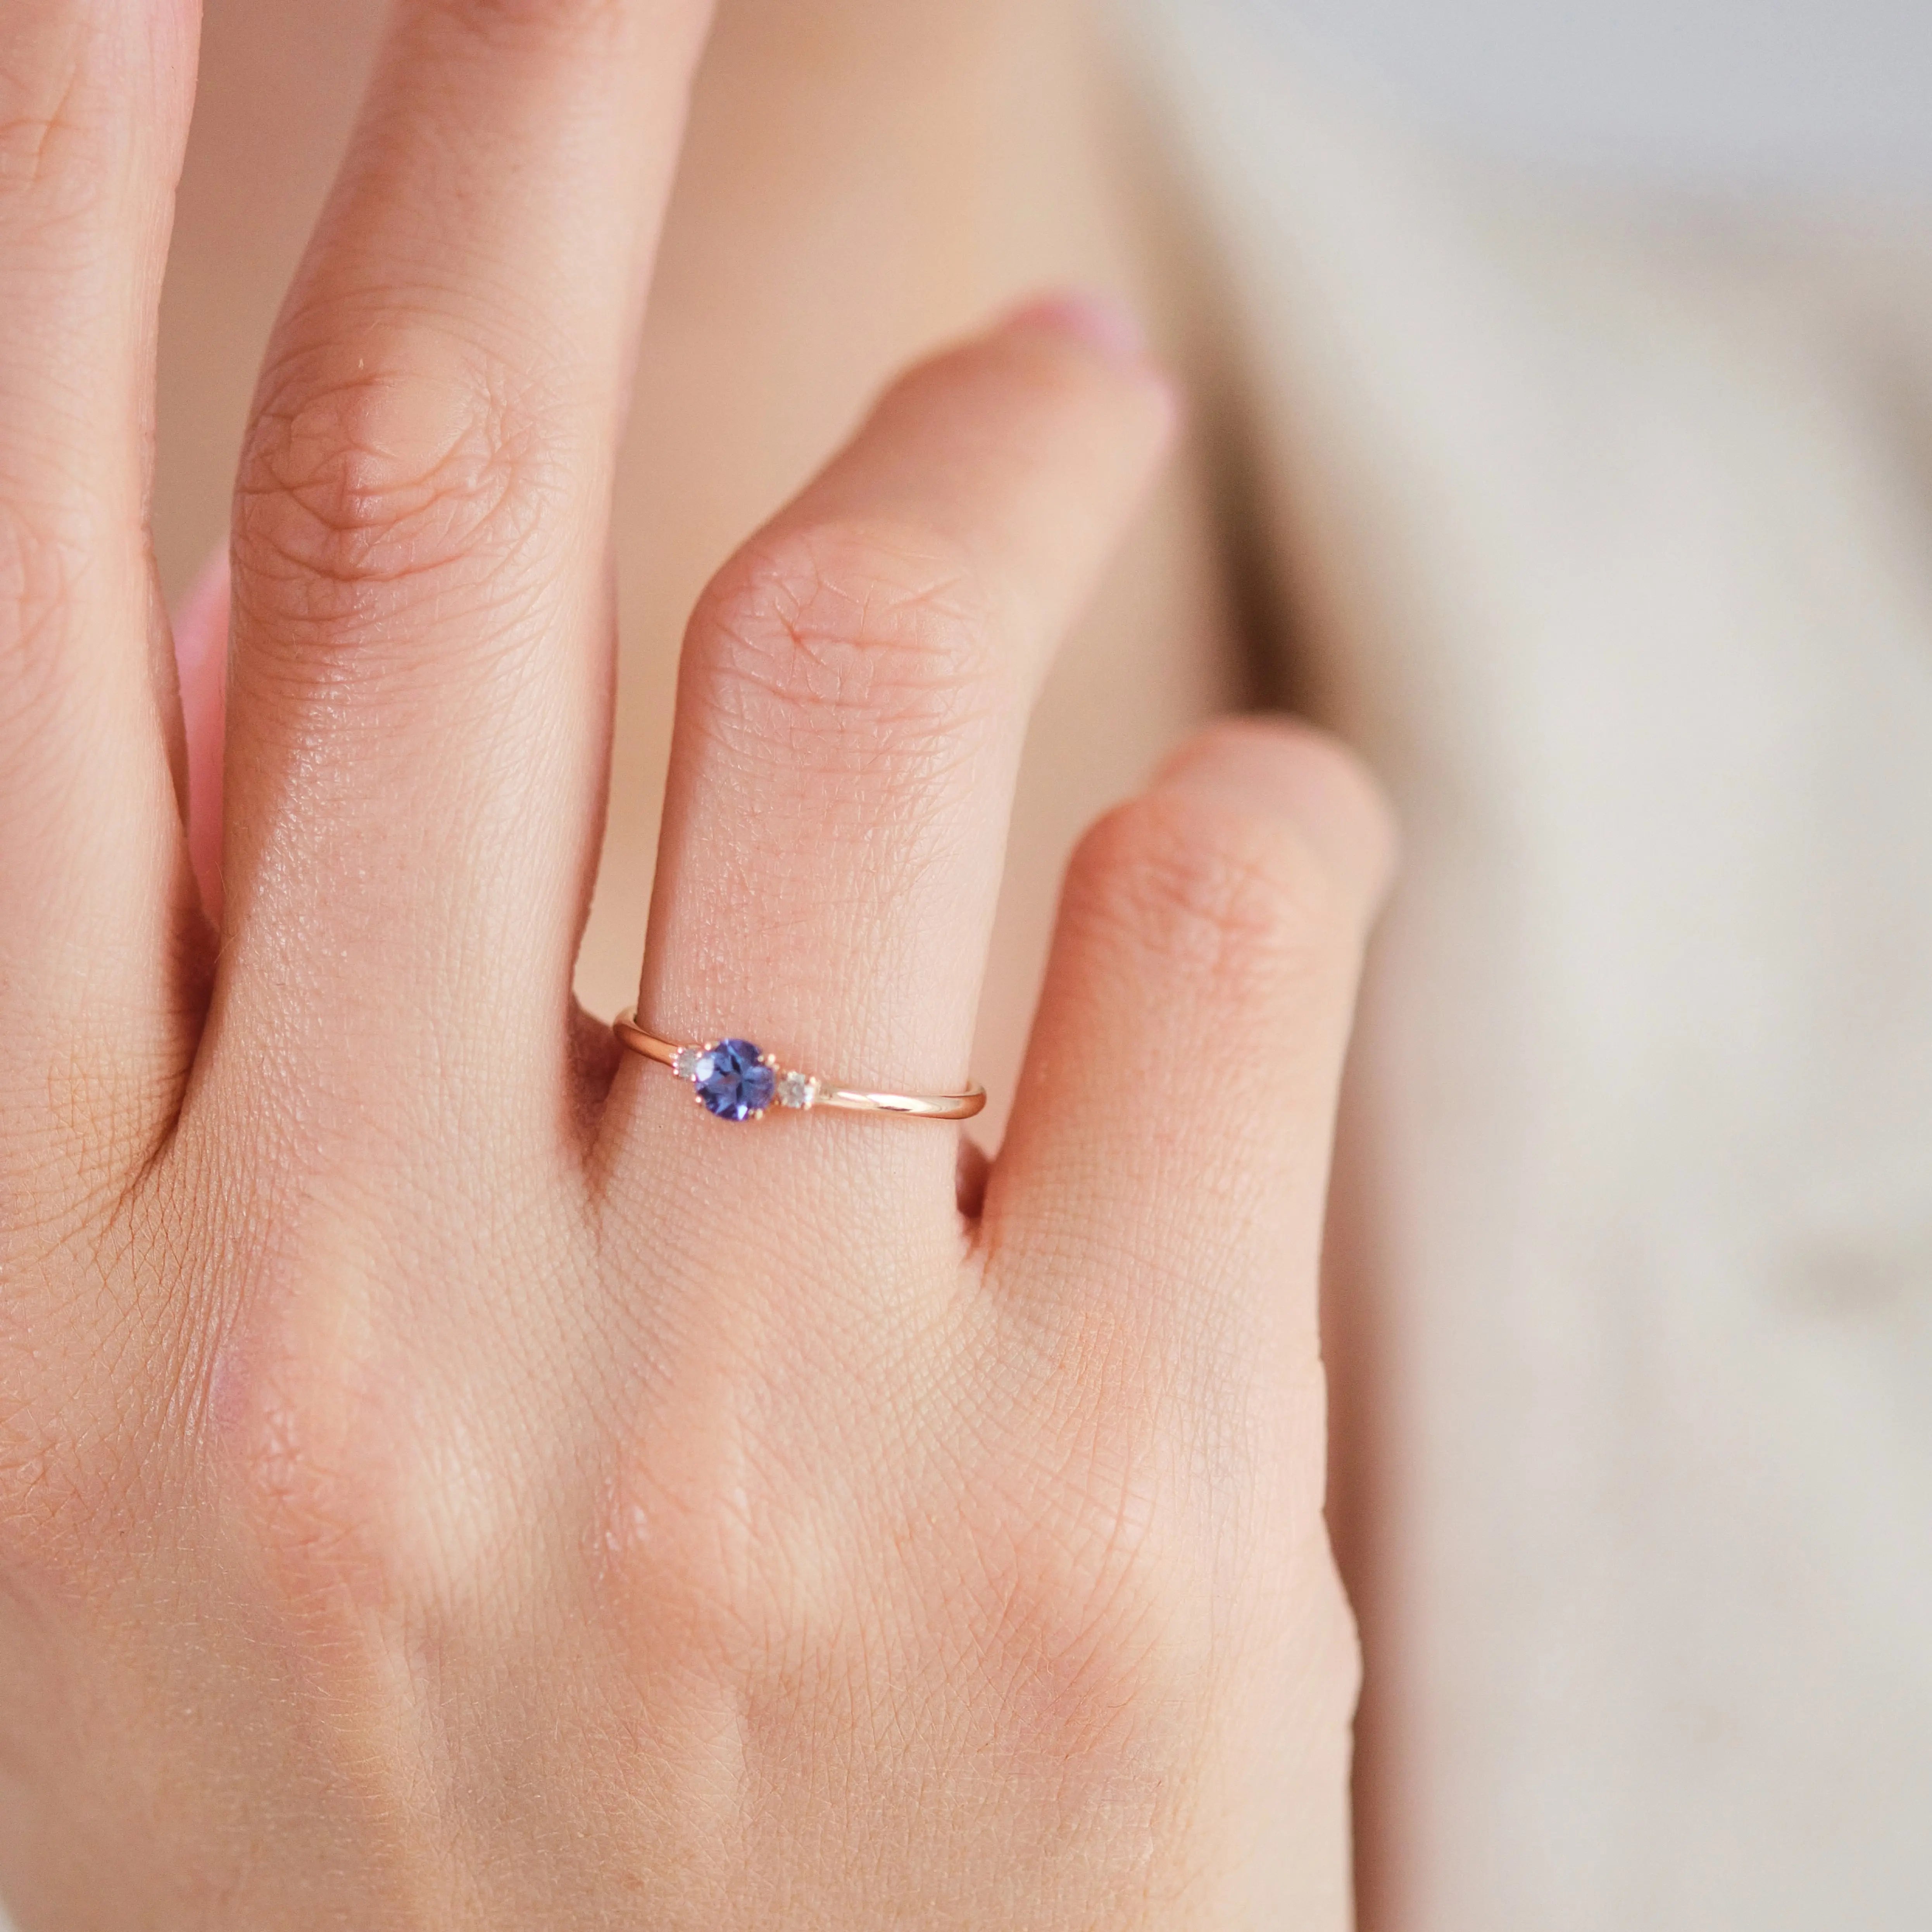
<box><xmin>613</xmin><ymin>1010</ymin><xmax>986</xmax><ymax>1122</ymax></box>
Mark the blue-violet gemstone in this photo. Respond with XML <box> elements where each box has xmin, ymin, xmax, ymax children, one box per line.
<box><xmin>692</xmin><ymin>1039</ymin><xmax>775</xmax><ymax>1121</ymax></box>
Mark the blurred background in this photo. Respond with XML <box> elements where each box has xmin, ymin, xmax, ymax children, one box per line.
<box><xmin>1201</xmin><ymin>4</ymin><xmax>1932</xmax><ymax>1930</ymax></box>
<box><xmin>1233</xmin><ymin>0</ymin><xmax>1932</xmax><ymax>193</ymax></box>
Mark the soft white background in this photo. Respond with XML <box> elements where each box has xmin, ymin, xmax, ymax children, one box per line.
<box><xmin>1243</xmin><ymin>0</ymin><xmax>1932</xmax><ymax>191</ymax></box>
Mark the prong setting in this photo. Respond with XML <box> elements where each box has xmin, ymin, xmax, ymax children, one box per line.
<box><xmin>776</xmin><ymin>1069</ymin><xmax>821</xmax><ymax>1111</ymax></box>
<box><xmin>681</xmin><ymin>1038</ymin><xmax>776</xmax><ymax>1121</ymax></box>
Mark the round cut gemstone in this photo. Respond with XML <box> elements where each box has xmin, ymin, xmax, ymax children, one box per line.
<box><xmin>692</xmin><ymin>1039</ymin><xmax>775</xmax><ymax>1121</ymax></box>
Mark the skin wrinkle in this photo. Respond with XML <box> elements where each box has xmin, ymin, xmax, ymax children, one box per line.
<box><xmin>0</xmin><ymin>0</ymin><xmax>1388</xmax><ymax>1919</ymax></box>
<box><xmin>636</xmin><ymin>329</ymin><xmax>1173</xmax><ymax>1132</ymax></box>
<box><xmin>1067</xmin><ymin>790</ymin><xmax>1347</xmax><ymax>1004</ymax></box>
<box><xmin>0</xmin><ymin>33</ymin><xmax>96</xmax><ymax>206</ymax></box>
<box><xmin>693</xmin><ymin>522</ymin><xmax>1009</xmax><ymax>790</ymax></box>
<box><xmin>236</xmin><ymin>350</ymin><xmax>562</xmax><ymax>604</ymax></box>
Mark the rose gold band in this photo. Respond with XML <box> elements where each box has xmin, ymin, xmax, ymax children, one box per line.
<box><xmin>612</xmin><ymin>1010</ymin><xmax>987</xmax><ymax>1122</ymax></box>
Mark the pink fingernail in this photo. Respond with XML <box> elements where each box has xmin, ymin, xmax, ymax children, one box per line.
<box><xmin>1006</xmin><ymin>291</ymin><xmax>1149</xmax><ymax>365</ymax></box>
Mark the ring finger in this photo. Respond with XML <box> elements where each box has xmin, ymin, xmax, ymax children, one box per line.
<box><xmin>602</xmin><ymin>301</ymin><xmax>1174</xmax><ymax>1241</ymax></box>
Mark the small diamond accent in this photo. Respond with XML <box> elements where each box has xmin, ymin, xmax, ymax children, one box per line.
<box><xmin>672</xmin><ymin>1045</ymin><xmax>702</xmax><ymax>1080</ymax></box>
<box><xmin>776</xmin><ymin>1070</ymin><xmax>821</xmax><ymax>1110</ymax></box>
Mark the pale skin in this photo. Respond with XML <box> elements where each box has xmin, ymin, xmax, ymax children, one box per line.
<box><xmin>0</xmin><ymin>0</ymin><xmax>1391</xmax><ymax>1925</ymax></box>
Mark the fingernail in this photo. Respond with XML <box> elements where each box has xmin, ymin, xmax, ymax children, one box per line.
<box><xmin>1005</xmin><ymin>291</ymin><xmax>1149</xmax><ymax>366</ymax></box>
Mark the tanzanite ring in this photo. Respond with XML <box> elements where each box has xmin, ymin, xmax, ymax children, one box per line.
<box><xmin>613</xmin><ymin>1011</ymin><xmax>987</xmax><ymax>1123</ymax></box>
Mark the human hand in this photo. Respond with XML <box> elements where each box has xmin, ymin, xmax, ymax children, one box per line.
<box><xmin>0</xmin><ymin>2</ymin><xmax>1390</xmax><ymax>1925</ymax></box>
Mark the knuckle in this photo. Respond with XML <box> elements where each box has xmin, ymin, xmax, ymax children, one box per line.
<box><xmin>234</xmin><ymin>326</ymin><xmax>560</xmax><ymax>640</ymax></box>
<box><xmin>600</xmin><ymin>1435</ymin><xmax>765</xmax><ymax>1682</ymax></box>
<box><xmin>693</xmin><ymin>517</ymin><xmax>1009</xmax><ymax>794</ymax></box>
<box><xmin>963</xmin><ymin>1428</ymin><xmax>1218</xmax><ymax>1791</ymax></box>
<box><xmin>227</xmin><ymin>1385</ymin><xmax>392</xmax><ymax>1619</ymax></box>
<box><xmin>208</xmin><ymin>1236</ymin><xmax>520</xmax><ymax>1644</ymax></box>
<box><xmin>1068</xmin><ymin>790</ymin><xmax>1343</xmax><ymax>1001</ymax></box>
<box><xmin>216</xmin><ymin>1283</ymin><xmax>409</xmax><ymax>1623</ymax></box>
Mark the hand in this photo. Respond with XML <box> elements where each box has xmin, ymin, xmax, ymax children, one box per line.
<box><xmin>0</xmin><ymin>3</ymin><xmax>1390</xmax><ymax>1925</ymax></box>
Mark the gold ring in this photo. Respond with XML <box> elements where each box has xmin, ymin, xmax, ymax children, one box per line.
<box><xmin>613</xmin><ymin>1011</ymin><xmax>986</xmax><ymax>1123</ymax></box>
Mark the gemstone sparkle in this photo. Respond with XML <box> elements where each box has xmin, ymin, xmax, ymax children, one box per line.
<box><xmin>691</xmin><ymin>1039</ymin><xmax>775</xmax><ymax>1121</ymax></box>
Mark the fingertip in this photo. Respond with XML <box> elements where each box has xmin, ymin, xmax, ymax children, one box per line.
<box><xmin>998</xmin><ymin>289</ymin><xmax>1182</xmax><ymax>426</ymax></box>
<box><xmin>1154</xmin><ymin>716</ymin><xmax>1399</xmax><ymax>921</ymax></box>
<box><xmin>1003</xmin><ymin>292</ymin><xmax>1149</xmax><ymax>366</ymax></box>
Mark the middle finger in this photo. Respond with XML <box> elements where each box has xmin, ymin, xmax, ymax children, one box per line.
<box><xmin>202</xmin><ymin>0</ymin><xmax>713</xmax><ymax>1137</ymax></box>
